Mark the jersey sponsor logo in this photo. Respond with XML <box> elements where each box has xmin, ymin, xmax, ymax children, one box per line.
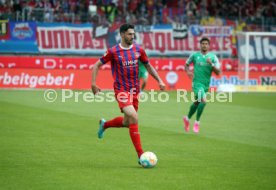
<box><xmin>122</xmin><ymin>60</ymin><xmax>138</xmax><ymax>67</ymax></box>
<box><xmin>199</xmin><ymin>62</ymin><xmax>205</xmax><ymax>66</ymax></box>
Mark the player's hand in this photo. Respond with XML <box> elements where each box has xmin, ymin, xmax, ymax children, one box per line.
<box><xmin>187</xmin><ymin>71</ymin><xmax>194</xmax><ymax>79</ymax></box>
<box><xmin>91</xmin><ymin>84</ymin><xmax>101</xmax><ymax>95</ymax></box>
<box><xmin>206</xmin><ymin>58</ymin><xmax>212</xmax><ymax>65</ymax></box>
<box><xmin>159</xmin><ymin>81</ymin><xmax>166</xmax><ymax>91</ymax></box>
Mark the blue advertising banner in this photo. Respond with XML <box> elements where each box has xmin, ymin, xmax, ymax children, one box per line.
<box><xmin>0</xmin><ymin>40</ymin><xmax>38</xmax><ymax>53</ymax></box>
<box><xmin>0</xmin><ymin>21</ymin><xmax>38</xmax><ymax>53</ymax></box>
<box><xmin>189</xmin><ymin>25</ymin><xmax>233</xmax><ymax>37</ymax></box>
<box><xmin>10</xmin><ymin>22</ymin><xmax>36</xmax><ymax>41</ymax></box>
<box><xmin>238</xmin><ymin>35</ymin><xmax>276</xmax><ymax>64</ymax></box>
<box><xmin>0</xmin><ymin>22</ymin><xmax>235</xmax><ymax>56</ymax></box>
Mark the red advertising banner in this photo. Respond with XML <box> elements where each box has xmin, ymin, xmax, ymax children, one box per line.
<box><xmin>0</xmin><ymin>69</ymin><xmax>190</xmax><ymax>90</ymax></box>
<box><xmin>0</xmin><ymin>69</ymin><xmax>275</xmax><ymax>90</ymax></box>
<box><xmin>0</xmin><ymin>69</ymin><xmax>86</xmax><ymax>89</ymax></box>
<box><xmin>1</xmin><ymin>55</ymin><xmax>276</xmax><ymax>72</ymax></box>
<box><xmin>0</xmin><ymin>56</ymin><xmax>99</xmax><ymax>70</ymax></box>
<box><xmin>0</xmin><ymin>55</ymin><xmax>270</xmax><ymax>72</ymax></box>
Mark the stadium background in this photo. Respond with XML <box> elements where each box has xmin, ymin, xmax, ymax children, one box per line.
<box><xmin>0</xmin><ymin>0</ymin><xmax>275</xmax><ymax>91</ymax></box>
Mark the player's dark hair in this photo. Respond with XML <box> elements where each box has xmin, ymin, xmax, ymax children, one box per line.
<box><xmin>120</xmin><ymin>24</ymin><xmax>135</xmax><ymax>34</ymax></box>
<box><xmin>200</xmin><ymin>37</ymin><xmax>210</xmax><ymax>44</ymax></box>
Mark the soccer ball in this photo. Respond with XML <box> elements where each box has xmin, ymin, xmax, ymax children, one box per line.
<box><xmin>139</xmin><ymin>151</ymin><xmax>158</xmax><ymax>168</ymax></box>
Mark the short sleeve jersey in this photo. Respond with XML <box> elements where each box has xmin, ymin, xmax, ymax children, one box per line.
<box><xmin>186</xmin><ymin>52</ymin><xmax>220</xmax><ymax>87</ymax></box>
<box><xmin>100</xmin><ymin>43</ymin><xmax>149</xmax><ymax>92</ymax></box>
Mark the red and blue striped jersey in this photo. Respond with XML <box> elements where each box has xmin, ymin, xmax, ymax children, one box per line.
<box><xmin>100</xmin><ymin>43</ymin><xmax>149</xmax><ymax>92</ymax></box>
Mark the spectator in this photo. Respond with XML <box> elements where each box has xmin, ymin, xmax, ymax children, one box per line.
<box><xmin>2</xmin><ymin>0</ymin><xmax>274</xmax><ymax>31</ymax></box>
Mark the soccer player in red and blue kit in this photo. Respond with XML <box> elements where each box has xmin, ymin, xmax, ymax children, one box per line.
<box><xmin>91</xmin><ymin>24</ymin><xmax>165</xmax><ymax>164</ymax></box>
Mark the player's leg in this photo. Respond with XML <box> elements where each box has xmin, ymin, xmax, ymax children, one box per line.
<box><xmin>106</xmin><ymin>91</ymin><xmax>139</xmax><ymax>128</ymax></box>
<box><xmin>193</xmin><ymin>86</ymin><xmax>207</xmax><ymax>133</ymax></box>
<box><xmin>183</xmin><ymin>84</ymin><xmax>200</xmax><ymax>132</ymax></box>
<box><xmin>141</xmin><ymin>78</ymin><xmax>146</xmax><ymax>91</ymax></box>
<box><xmin>98</xmin><ymin>116</ymin><xmax>126</xmax><ymax>139</ymax></box>
<box><xmin>97</xmin><ymin>92</ymin><xmax>129</xmax><ymax>139</ymax></box>
<box><xmin>97</xmin><ymin>116</ymin><xmax>126</xmax><ymax>138</ymax></box>
<box><xmin>183</xmin><ymin>102</ymin><xmax>198</xmax><ymax>132</ymax></box>
<box><xmin>98</xmin><ymin>119</ymin><xmax>106</xmax><ymax>139</ymax></box>
<box><xmin>123</xmin><ymin>105</ymin><xmax>144</xmax><ymax>158</ymax></box>
<box><xmin>140</xmin><ymin>72</ymin><xmax>148</xmax><ymax>91</ymax></box>
<box><xmin>104</xmin><ymin>116</ymin><xmax>125</xmax><ymax>129</ymax></box>
<box><xmin>187</xmin><ymin>101</ymin><xmax>199</xmax><ymax>119</ymax></box>
<box><xmin>196</xmin><ymin>101</ymin><xmax>206</xmax><ymax>122</ymax></box>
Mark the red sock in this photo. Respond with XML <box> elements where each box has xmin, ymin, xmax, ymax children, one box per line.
<box><xmin>129</xmin><ymin>124</ymin><xmax>144</xmax><ymax>158</ymax></box>
<box><xmin>104</xmin><ymin>116</ymin><xmax>124</xmax><ymax>129</ymax></box>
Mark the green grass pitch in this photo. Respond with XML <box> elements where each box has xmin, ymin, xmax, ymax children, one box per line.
<box><xmin>0</xmin><ymin>90</ymin><xmax>276</xmax><ymax>190</ymax></box>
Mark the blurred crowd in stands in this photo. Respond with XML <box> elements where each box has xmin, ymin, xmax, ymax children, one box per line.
<box><xmin>0</xmin><ymin>0</ymin><xmax>275</xmax><ymax>30</ymax></box>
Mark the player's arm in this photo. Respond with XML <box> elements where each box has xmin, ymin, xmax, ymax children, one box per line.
<box><xmin>140</xmin><ymin>48</ymin><xmax>165</xmax><ymax>90</ymax></box>
<box><xmin>212</xmin><ymin>65</ymin><xmax>221</xmax><ymax>75</ymax></box>
<box><xmin>91</xmin><ymin>60</ymin><xmax>103</xmax><ymax>95</ymax></box>
<box><xmin>185</xmin><ymin>54</ymin><xmax>194</xmax><ymax>79</ymax></box>
<box><xmin>144</xmin><ymin>63</ymin><xmax>165</xmax><ymax>90</ymax></box>
<box><xmin>207</xmin><ymin>56</ymin><xmax>221</xmax><ymax>75</ymax></box>
<box><xmin>91</xmin><ymin>49</ymin><xmax>112</xmax><ymax>94</ymax></box>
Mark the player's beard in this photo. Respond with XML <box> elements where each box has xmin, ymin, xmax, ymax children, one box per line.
<box><xmin>201</xmin><ymin>46</ymin><xmax>208</xmax><ymax>53</ymax></box>
<box><xmin>125</xmin><ymin>38</ymin><xmax>134</xmax><ymax>45</ymax></box>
